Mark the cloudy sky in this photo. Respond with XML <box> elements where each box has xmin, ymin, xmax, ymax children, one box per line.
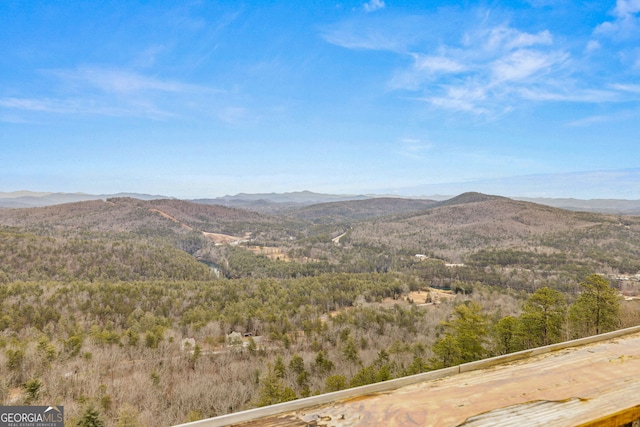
<box><xmin>1</xmin><ymin>0</ymin><xmax>639</xmax><ymax>199</ymax></box>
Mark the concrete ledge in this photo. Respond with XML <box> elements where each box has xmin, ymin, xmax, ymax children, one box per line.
<box><xmin>459</xmin><ymin>324</ymin><xmax>640</xmax><ymax>373</ymax></box>
<box><xmin>174</xmin><ymin>325</ymin><xmax>640</xmax><ymax>427</ymax></box>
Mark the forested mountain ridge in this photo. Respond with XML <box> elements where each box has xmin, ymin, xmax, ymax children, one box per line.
<box><xmin>344</xmin><ymin>194</ymin><xmax>640</xmax><ymax>277</ymax></box>
<box><xmin>1</xmin><ymin>192</ymin><xmax>639</xmax><ymax>284</ymax></box>
<box><xmin>281</xmin><ymin>197</ymin><xmax>439</xmax><ymax>223</ymax></box>
<box><xmin>431</xmin><ymin>191</ymin><xmax>504</xmax><ymax>207</ymax></box>
<box><xmin>347</xmin><ymin>193</ymin><xmax>634</xmax><ymax>252</ymax></box>
<box><xmin>1</xmin><ymin>192</ymin><xmax>640</xmax><ymax>426</ymax></box>
<box><xmin>0</xmin><ymin>197</ymin><xmax>283</xmax><ymax>282</ymax></box>
<box><xmin>0</xmin><ymin>227</ymin><xmax>212</xmax><ymax>282</ymax></box>
<box><xmin>5</xmin><ymin>189</ymin><xmax>640</xmax><ymax>214</ymax></box>
<box><xmin>0</xmin><ymin>197</ymin><xmax>276</xmax><ymax>235</ymax></box>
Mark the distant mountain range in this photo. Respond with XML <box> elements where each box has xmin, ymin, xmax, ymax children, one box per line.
<box><xmin>0</xmin><ymin>191</ymin><xmax>170</xmax><ymax>208</ymax></box>
<box><xmin>1</xmin><ymin>190</ymin><xmax>640</xmax><ymax>215</ymax></box>
<box><xmin>387</xmin><ymin>169</ymin><xmax>640</xmax><ymax>201</ymax></box>
<box><xmin>515</xmin><ymin>197</ymin><xmax>640</xmax><ymax>215</ymax></box>
<box><xmin>1</xmin><ymin>191</ymin><xmax>639</xmax><ymax>281</ymax></box>
<box><xmin>199</xmin><ymin>190</ymin><xmax>371</xmax><ymax>204</ymax></box>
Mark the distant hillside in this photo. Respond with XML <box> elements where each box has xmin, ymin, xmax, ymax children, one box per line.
<box><xmin>194</xmin><ymin>191</ymin><xmax>371</xmax><ymax>214</ymax></box>
<box><xmin>285</xmin><ymin>197</ymin><xmax>438</xmax><ymax>224</ymax></box>
<box><xmin>432</xmin><ymin>191</ymin><xmax>506</xmax><ymax>208</ymax></box>
<box><xmin>0</xmin><ymin>197</ymin><xmax>274</xmax><ymax>234</ymax></box>
<box><xmin>0</xmin><ymin>197</ymin><xmax>284</xmax><ymax>282</ymax></box>
<box><xmin>205</xmin><ymin>190</ymin><xmax>369</xmax><ymax>204</ymax></box>
<box><xmin>3</xmin><ymin>190</ymin><xmax>640</xmax><ymax>214</ymax></box>
<box><xmin>201</xmin><ymin>191</ymin><xmax>640</xmax><ymax>215</ymax></box>
<box><xmin>344</xmin><ymin>192</ymin><xmax>640</xmax><ymax>272</ymax></box>
<box><xmin>517</xmin><ymin>197</ymin><xmax>640</xmax><ymax>215</ymax></box>
<box><xmin>0</xmin><ymin>190</ymin><xmax>170</xmax><ymax>208</ymax></box>
<box><xmin>0</xmin><ymin>227</ymin><xmax>212</xmax><ymax>282</ymax></box>
<box><xmin>2</xmin><ymin>191</ymin><xmax>639</xmax><ymax>283</ymax></box>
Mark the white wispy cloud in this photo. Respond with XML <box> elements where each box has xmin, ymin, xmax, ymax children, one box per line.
<box><xmin>594</xmin><ymin>0</ymin><xmax>640</xmax><ymax>38</ymax></box>
<box><xmin>363</xmin><ymin>0</ymin><xmax>385</xmax><ymax>13</ymax></box>
<box><xmin>413</xmin><ymin>55</ymin><xmax>467</xmax><ymax>74</ymax></box>
<box><xmin>566</xmin><ymin>114</ymin><xmax>617</xmax><ymax>127</ymax></box>
<box><xmin>484</xmin><ymin>26</ymin><xmax>553</xmax><ymax>51</ymax></box>
<box><xmin>615</xmin><ymin>0</ymin><xmax>640</xmax><ymax>16</ymax></box>
<box><xmin>325</xmin><ymin>8</ymin><xmax>619</xmax><ymax>117</ymax></box>
<box><xmin>47</xmin><ymin>67</ymin><xmax>203</xmax><ymax>94</ymax></box>
<box><xmin>0</xmin><ymin>97</ymin><xmax>65</xmax><ymax>113</ymax></box>
<box><xmin>321</xmin><ymin>23</ymin><xmax>408</xmax><ymax>51</ymax></box>
<box><xmin>586</xmin><ymin>1</ymin><xmax>640</xmax><ymax>101</ymax></box>
<box><xmin>406</xmin><ymin>23</ymin><xmax>569</xmax><ymax>114</ymax></box>
<box><xmin>0</xmin><ymin>95</ymin><xmax>175</xmax><ymax>119</ymax></box>
<box><xmin>397</xmin><ymin>137</ymin><xmax>433</xmax><ymax>159</ymax></box>
<box><xmin>490</xmin><ymin>49</ymin><xmax>567</xmax><ymax>83</ymax></box>
<box><xmin>612</xmin><ymin>83</ymin><xmax>640</xmax><ymax>93</ymax></box>
<box><xmin>0</xmin><ymin>66</ymin><xmax>221</xmax><ymax>120</ymax></box>
<box><xmin>0</xmin><ymin>97</ymin><xmax>109</xmax><ymax>115</ymax></box>
<box><xmin>320</xmin><ymin>14</ymin><xmax>429</xmax><ymax>52</ymax></box>
<box><xmin>425</xmin><ymin>85</ymin><xmax>490</xmax><ymax>115</ymax></box>
<box><xmin>389</xmin><ymin>54</ymin><xmax>467</xmax><ymax>90</ymax></box>
<box><xmin>565</xmin><ymin>103</ymin><xmax>639</xmax><ymax>127</ymax></box>
<box><xmin>585</xmin><ymin>40</ymin><xmax>601</xmax><ymax>53</ymax></box>
<box><xmin>519</xmin><ymin>87</ymin><xmax>619</xmax><ymax>103</ymax></box>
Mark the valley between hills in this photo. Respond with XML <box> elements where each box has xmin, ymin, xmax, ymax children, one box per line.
<box><xmin>1</xmin><ymin>192</ymin><xmax>639</xmax><ymax>426</ymax></box>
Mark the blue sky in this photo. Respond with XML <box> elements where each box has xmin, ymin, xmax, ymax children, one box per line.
<box><xmin>1</xmin><ymin>0</ymin><xmax>639</xmax><ymax>199</ymax></box>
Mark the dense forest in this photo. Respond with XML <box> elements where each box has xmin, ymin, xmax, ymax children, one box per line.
<box><xmin>1</xmin><ymin>193</ymin><xmax>639</xmax><ymax>426</ymax></box>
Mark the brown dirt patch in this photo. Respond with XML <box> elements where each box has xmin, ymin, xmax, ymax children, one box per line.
<box><xmin>203</xmin><ymin>232</ymin><xmax>244</xmax><ymax>245</ymax></box>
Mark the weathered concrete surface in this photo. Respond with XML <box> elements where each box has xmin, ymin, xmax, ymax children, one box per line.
<box><xmin>176</xmin><ymin>327</ymin><xmax>640</xmax><ymax>427</ymax></box>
